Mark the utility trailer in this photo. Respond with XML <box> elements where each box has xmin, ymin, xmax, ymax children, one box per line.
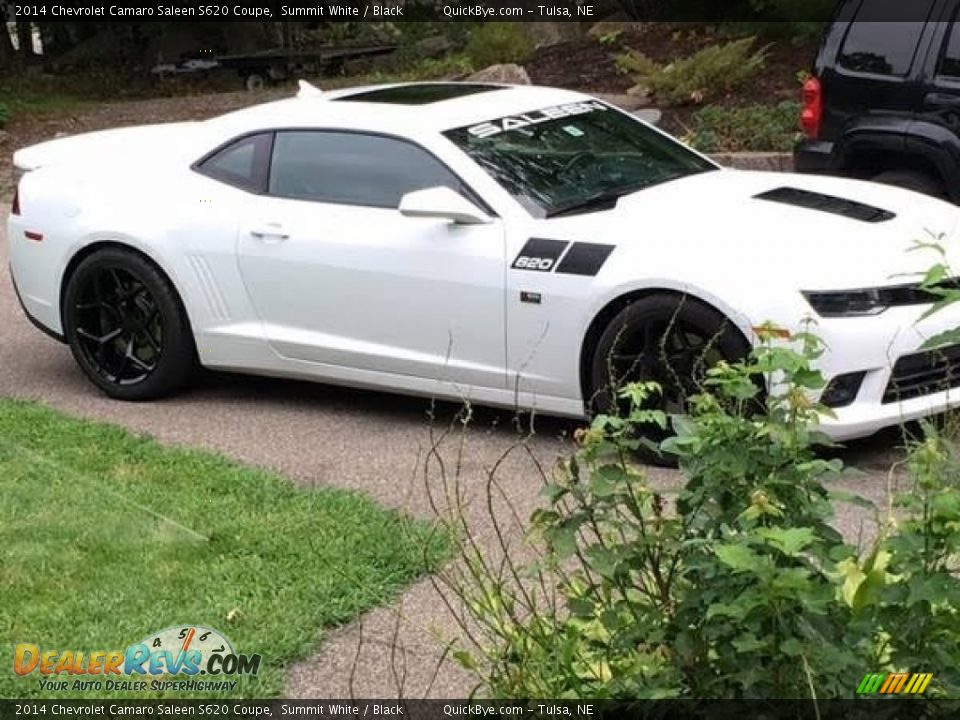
<box><xmin>152</xmin><ymin>44</ymin><xmax>397</xmax><ymax>91</ymax></box>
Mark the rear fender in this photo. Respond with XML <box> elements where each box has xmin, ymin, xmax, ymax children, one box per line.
<box><xmin>904</xmin><ymin>119</ymin><xmax>960</xmax><ymax>200</ymax></box>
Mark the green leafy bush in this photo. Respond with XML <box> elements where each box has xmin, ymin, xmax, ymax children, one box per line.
<box><xmin>618</xmin><ymin>37</ymin><xmax>767</xmax><ymax>106</ymax></box>
<box><xmin>614</xmin><ymin>49</ymin><xmax>660</xmax><ymax>78</ymax></box>
<box><xmin>446</xmin><ymin>324</ymin><xmax>960</xmax><ymax>698</ymax></box>
<box><xmin>686</xmin><ymin>101</ymin><xmax>802</xmax><ymax>152</ymax></box>
<box><xmin>464</xmin><ymin>23</ymin><xmax>535</xmax><ymax>68</ymax></box>
<box><xmin>0</xmin><ymin>102</ymin><xmax>8</xmax><ymax>129</ymax></box>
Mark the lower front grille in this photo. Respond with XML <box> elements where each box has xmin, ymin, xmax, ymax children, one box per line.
<box><xmin>883</xmin><ymin>343</ymin><xmax>960</xmax><ymax>404</ymax></box>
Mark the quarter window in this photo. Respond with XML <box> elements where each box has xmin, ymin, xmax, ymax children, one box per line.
<box><xmin>837</xmin><ymin>0</ymin><xmax>935</xmax><ymax>76</ymax></box>
<box><xmin>195</xmin><ymin>133</ymin><xmax>272</xmax><ymax>192</ymax></box>
<box><xmin>940</xmin><ymin>18</ymin><xmax>960</xmax><ymax>78</ymax></box>
<box><xmin>268</xmin><ymin>131</ymin><xmax>463</xmax><ymax>208</ymax></box>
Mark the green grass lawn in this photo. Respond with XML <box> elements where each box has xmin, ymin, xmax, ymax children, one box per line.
<box><xmin>0</xmin><ymin>399</ymin><xmax>447</xmax><ymax>698</ymax></box>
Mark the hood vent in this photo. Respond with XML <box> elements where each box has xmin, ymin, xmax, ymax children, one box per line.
<box><xmin>754</xmin><ymin>187</ymin><xmax>896</xmax><ymax>223</ymax></box>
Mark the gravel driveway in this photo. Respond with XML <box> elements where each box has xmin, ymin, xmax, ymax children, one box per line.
<box><xmin>0</xmin><ymin>213</ymin><xmax>908</xmax><ymax>697</ymax></box>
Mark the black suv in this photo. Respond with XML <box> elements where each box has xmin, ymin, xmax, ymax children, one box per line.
<box><xmin>795</xmin><ymin>0</ymin><xmax>960</xmax><ymax>200</ymax></box>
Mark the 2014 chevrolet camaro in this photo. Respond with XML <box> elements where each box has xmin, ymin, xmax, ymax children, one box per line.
<box><xmin>9</xmin><ymin>81</ymin><xmax>960</xmax><ymax>442</ymax></box>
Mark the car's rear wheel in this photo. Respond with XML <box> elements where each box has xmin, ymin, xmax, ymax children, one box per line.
<box><xmin>872</xmin><ymin>169</ymin><xmax>945</xmax><ymax>198</ymax></box>
<box><xmin>589</xmin><ymin>294</ymin><xmax>751</xmax><ymax>465</ymax></box>
<box><xmin>63</xmin><ymin>248</ymin><xmax>195</xmax><ymax>401</ymax></box>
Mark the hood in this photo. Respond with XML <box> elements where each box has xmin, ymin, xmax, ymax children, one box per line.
<box><xmin>13</xmin><ymin>122</ymin><xmax>205</xmax><ymax>172</ymax></box>
<box><xmin>546</xmin><ymin>169</ymin><xmax>960</xmax><ymax>292</ymax></box>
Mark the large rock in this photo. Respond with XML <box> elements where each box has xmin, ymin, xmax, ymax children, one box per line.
<box><xmin>467</xmin><ymin>63</ymin><xmax>531</xmax><ymax>85</ymax></box>
<box><xmin>524</xmin><ymin>22</ymin><xmax>582</xmax><ymax>48</ymax></box>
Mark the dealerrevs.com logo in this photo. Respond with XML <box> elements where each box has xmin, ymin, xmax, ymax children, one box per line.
<box><xmin>13</xmin><ymin>625</ymin><xmax>261</xmax><ymax>693</ymax></box>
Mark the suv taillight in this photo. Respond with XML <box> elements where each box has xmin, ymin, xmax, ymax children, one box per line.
<box><xmin>800</xmin><ymin>76</ymin><xmax>823</xmax><ymax>139</ymax></box>
<box><xmin>11</xmin><ymin>186</ymin><xmax>20</xmax><ymax>216</ymax></box>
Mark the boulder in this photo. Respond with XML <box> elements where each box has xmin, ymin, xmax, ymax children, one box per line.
<box><xmin>633</xmin><ymin>109</ymin><xmax>662</xmax><ymax>126</ymax></box>
<box><xmin>467</xmin><ymin>63</ymin><xmax>531</xmax><ymax>85</ymax></box>
<box><xmin>524</xmin><ymin>22</ymin><xmax>582</xmax><ymax>48</ymax></box>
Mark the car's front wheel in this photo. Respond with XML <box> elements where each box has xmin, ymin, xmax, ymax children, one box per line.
<box><xmin>588</xmin><ymin>294</ymin><xmax>751</xmax><ymax>464</ymax></box>
<box><xmin>63</xmin><ymin>248</ymin><xmax>196</xmax><ymax>400</ymax></box>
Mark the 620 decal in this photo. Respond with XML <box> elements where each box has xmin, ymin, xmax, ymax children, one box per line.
<box><xmin>512</xmin><ymin>239</ymin><xmax>615</xmax><ymax>277</ymax></box>
<box><xmin>511</xmin><ymin>239</ymin><xmax>569</xmax><ymax>272</ymax></box>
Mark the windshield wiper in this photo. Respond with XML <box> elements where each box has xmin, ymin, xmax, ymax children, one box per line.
<box><xmin>547</xmin><ymin>191</ymin><xmax>625</xmax><ymax>218</ymax></box>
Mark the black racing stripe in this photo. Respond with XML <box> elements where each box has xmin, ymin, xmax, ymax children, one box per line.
<box><xmin>511</xmin><ymin>238</ymin><xmax>570</xmax><ymax>272</ymax></box>
<box><xmin>555</xmin><ymin>242</ymin><xmax>615</xmax><ymax>276</ymax></box>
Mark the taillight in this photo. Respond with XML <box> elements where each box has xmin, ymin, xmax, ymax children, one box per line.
<box><xmin>800</xmin><ymin>76</ymin><xmax>823</xmax><ymax>140</ymax></box>
<box><xmin>11</xmin><ymin>186</ymin><xmax>20</xmax><ymax>215</ymax></box>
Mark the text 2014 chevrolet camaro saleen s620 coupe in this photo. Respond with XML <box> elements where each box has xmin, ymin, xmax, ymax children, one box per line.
<box><xmin>9</xmin><ymin>81</ymin><xmax>960</xmax><ymax>443</ymax></box>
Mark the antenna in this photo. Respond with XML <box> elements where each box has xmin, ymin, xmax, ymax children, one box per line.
<box><xmin>297</xmin><ymin>80</ymin><xmax>324</xmax><ymax>98</ymax></box>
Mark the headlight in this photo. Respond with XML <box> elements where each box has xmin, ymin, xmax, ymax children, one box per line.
<box><xmin>802</xmin><ymin>282</ymin><xmax>953</xmax><ymax>318</ymax></box>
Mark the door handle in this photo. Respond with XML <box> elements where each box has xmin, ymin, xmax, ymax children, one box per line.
<box><xmin>249</xmin><ymin>224</ymin><xmax>290</xmax><ymax>241</ymax></box>
<box><xmin>924</xmin><ymin>92</ymin><xmax>960</xmax><ymax>108</ymax></box>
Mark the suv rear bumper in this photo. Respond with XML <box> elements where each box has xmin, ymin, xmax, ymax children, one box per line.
<box><xmin>794</xmin><ymin>139</ymin><xmax>836</xmax><ymax>175</ymax></box>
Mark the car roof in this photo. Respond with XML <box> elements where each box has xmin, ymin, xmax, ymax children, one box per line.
<box><xmin>206</xmin><ymin>82</ymin><xmax>595</xmax><ymax>138</ymax></box>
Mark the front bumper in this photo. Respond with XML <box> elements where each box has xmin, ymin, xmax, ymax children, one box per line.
<box><xmin>813</xmin><ymin>303</ymin><xmax>960</xmax><ymax>441</ymax></box>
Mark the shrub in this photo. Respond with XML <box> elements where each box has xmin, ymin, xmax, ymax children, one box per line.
<box><xmin>464</xmin><ymin>23</ymin><xmax>535</xmax><ymax>68</ymax></box>
<box><xmin>686</xmin><ymin>101</ymin><xmax>802</xmax><ymax>152</ymax></box>
<box><xmin>0</xmin><ymin>103</ymin><xmax>8</xmax><ymax>129</ymax></box>
<box><xmin>444</xmin><ymin>323</ymin><xmax>960</xmax><ymax>698</ymax></box>
<box><xmin>618</xmin><ymin>37</ymin><xmax>767</xmax><ymax>106</ymax></box>
<box><xmin>614</xmin><ymin>49</ymin><xmax>659</xmax><ymax>78</ymax></box>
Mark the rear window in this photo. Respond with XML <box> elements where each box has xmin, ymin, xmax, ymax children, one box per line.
<box><xmin>837</xmin><ymin>0</ymin><xmax>936</xmax><ymax>76</ymax></box>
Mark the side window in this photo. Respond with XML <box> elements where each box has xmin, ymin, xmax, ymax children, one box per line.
<box><xmin>195</xmin><ymin>133</ymin><xmax>272</xmax><ymax>192</ymax></box>
<box><xmin>836</xmin><ymin>0</ymin><xmax>936</xmax><ymax>76</ymax></box>
<box><xmin>268</xmin><ymin>131</ymin><xmax>463</xmax><ymax>208</ymax></box>
<box><xmin>940</xmin><ymin>18</ymin><xmax>960</xmax><ymax>79</ymax></box>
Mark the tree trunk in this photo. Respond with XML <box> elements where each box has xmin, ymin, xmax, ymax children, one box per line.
<box><xmin>15</xmin><ymin>21</ymin><xmax>35</xmax><ymax>58</ymax></box>
<box><xmin>0</xmin><ymin>20</ymin><xmax>16</xmax><ymax>68</ymax></box>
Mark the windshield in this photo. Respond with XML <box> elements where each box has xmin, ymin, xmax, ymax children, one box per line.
<box><xmin>444</xmin><ymin>101</ymin><xmax>717</xmax><ymax>218</ymax></box>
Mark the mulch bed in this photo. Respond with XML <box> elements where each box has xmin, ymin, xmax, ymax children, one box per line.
<box><xmin>527</xmin><ymin>23</ymin><xmax>817</xmax><ymax>136</ymax></box>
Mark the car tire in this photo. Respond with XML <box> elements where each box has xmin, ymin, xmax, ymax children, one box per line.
<box><xmin>588</xmin><ymin>294</ymin><xmax>751</xmax><ymax>466</ymax></box>
<box><xmin>872</xmin><ymin>170</ymin><xmax>945</xmax><ymax>198</ymax></box>
<box><xmin>63</xmin><ymin>248</ymin><xmax>196</xmax><ymax>401</ymax></box>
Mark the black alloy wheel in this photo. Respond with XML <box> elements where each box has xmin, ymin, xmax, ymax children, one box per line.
<box><xmin>590</xmin><ymin>294</ymin><xmax>752</xmax><ymax>465</ymax></box>
<box><xmin>64</xmin><ymin>249</ymin><xmax>195</xmax><ymax>400</ymax></box>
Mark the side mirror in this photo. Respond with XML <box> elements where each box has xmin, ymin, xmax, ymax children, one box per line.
<box><xmin>399</xmin><ymin>187</ymin><xmax>491</xmax><ymax>225</ymax></box>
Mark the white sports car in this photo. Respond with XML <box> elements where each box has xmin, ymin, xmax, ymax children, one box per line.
<box><xmin>9</xmin><ymin>81</ymin><xmax>960</xmax><ymax>442</ymax></box>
